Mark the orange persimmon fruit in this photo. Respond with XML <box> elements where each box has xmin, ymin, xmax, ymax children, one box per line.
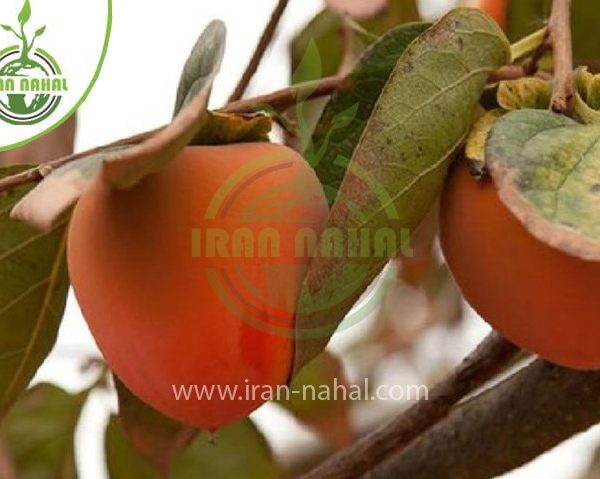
<box><xmin>68</xmin><ymin>143</ymin><xmax>329</xmax><ymax>429</ymax></box>
<box><xmin>464</xmin><ymin>0</ymin><xmax>508</xmax><ymax>30</ymax></box>
<box><xmin>440</xmin><ymin>161</ymin><xmax>600</xmax><ymax>369</ymax></box>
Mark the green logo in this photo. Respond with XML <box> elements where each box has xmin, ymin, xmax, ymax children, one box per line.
<box><xmin>0</xmin><ymin>0</ymin><xmax>67</xmax><ymax>125</ymax></box>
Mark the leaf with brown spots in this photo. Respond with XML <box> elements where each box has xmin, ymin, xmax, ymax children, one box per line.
<box><xmin>293</xmin><ymin>8</ymin><xmax>510</xmax><ymax>375</ymax></box>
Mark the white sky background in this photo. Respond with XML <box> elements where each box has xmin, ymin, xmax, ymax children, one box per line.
<box><xmin>29</xmin><ymin>0</ymin><xmax>600</xmax><ymax>477</ymax></box>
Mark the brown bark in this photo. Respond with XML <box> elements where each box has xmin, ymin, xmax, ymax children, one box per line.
<box><xmin>368</xmin><ymin>360</ymin><xmax>600</xmax><ymax>479</ymax></box>
<box><xmin>301</xmin><ymin>333</ymin><xmax>519</xmax><ymax>479</ymax></box>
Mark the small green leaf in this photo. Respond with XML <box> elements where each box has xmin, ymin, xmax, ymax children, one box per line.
<box><xmin>174</xmin><ymin>20</ymin><xmax>226</xmax><ymax>117</ymax></box>
<box><xmin>497</xmin><ymin>77</ymin><xmax>552</xmax><ymax>111</ymax></box>
<box><xmin>487</xmin><ymin>109</ymin><xmax>600</xmax><ymax>260</ymax></box>
<box><xmin>1</xmin><ymin>383</ymin><xmax>85</xmax><ymax>479</ymax></box>
<box><xmin>34</xmin><ymin>25</ymin><xmax>46</xmax><ymax>37</ymax></box>
<box><xmin>114</xmin><ymin>377</ymin><xmax>196</xmax><ymax>477</ymax></box>
<box><xmin>1</xmin><ymin>24</ymin><xmax>12</xmax><ymax>31</ymax></box>
<box><xmin>294</xmin><ymin>8</ymin><xmax>510</xmax><ymax>374</ymax></box>
<box><xmin>18</xmin><ymin>0</ymin><xmax>31</xmax><ymax>26</ymax></box>
<box><xmin>0</xmin><ymin>166</ymin><xmax>70</xmax><ymax>421</ymax></box>
<box><xmin>465</xmin><ymin>109</ymin><xmax>505</xmax><ymax>176</ymax></box>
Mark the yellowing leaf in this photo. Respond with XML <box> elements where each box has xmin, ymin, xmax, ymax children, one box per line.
<box><xmin>574</xmin><ymin>68</ymin><xmax>600</xmax><ymax>125</ymax></box>
<box><xmin>497</xmin><ymin>77</ymin><xmax>552</xmax><ymax>111</ymax></box>
<box><xmin>196</xmin><ymin>111</ymin><xmax>271</xmax><ymax>145</ymax></box>
<box><xmin>465</xmin><ymin>109</ymin><xmax>505</xmax><ymax>176</ymax></box>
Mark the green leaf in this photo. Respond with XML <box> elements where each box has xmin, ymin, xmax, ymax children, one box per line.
<box><xmin>1</xmin><ymin>383</ymin><xmax>85</xmax><ymax>479</ymax></box>
<box><xmin>114</xmin><ymin>377</ymin><xmax>196</xmax><ymax>477</ymax></box>
<box><xmin>487</xmin><ymin>109</ymin><xmax>600</xmax><ymax>261</ymax></box>
<box><xmin>34</xmin><ymin>25</ymin><xmax>46</xmax><ymax>37</ymax></box>
<box><xmin>0</xmin><ymin>166</ymin><xmax>70</xmax><ymax>421</ymax></box>
<box><xmin>1</xmin><ymin>24</ymin><xmax>12</xmax><ymax>31</ymax></box>
<box><xmin>497</xmin><ymin>77</ymin><xmax>552</xmax><ymax>111</ymax></box>
<box><xmin>106</xmin><ymin>418</ymin><xmax>282</xmax><ymax>479</ymax></box>
<box><xmin>293</xmin><ymin>8</ymin><xmax>510</xmax><ymax>374</ymax></box>
<box><xmin>174</xmin><ymin>20</ymin><xmax>226</xmax><ymax>117</ymax></box>
<box><xmin>308</xmin><ymin>21</ymin><xmax>431</xmax><ymax>204</ymax></box>
<box><xmin>18</xmin><ymin>0</ymin><xmax>31</xmax><ymax>26</ymax></box>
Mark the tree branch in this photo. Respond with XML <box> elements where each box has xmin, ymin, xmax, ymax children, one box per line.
<box><xmin>0</xmin><ymin>59</ymin><xmax>528</xmax><ymax>195</ymax></box>
<box><xmin>227</xmin><ymin>0</ymin><xmax>290</xmax><ymax>102</ymax></box>
<box><xmin>222</xmin><ymin>75</ymin><xmax>343</xmax><ymax>114</ymax></box>
<box><xmin>368</xmin><ymin>359</ymin><xmax>600</xmax><ymax>479</ymax></box>
<box><xmin>549</xmin><ymin>0</ymin><xmax>574</xmax><ymax>113</ymax></box>
<box><xmin>300</xmin><ymin>333</ymin><xmax>520</xmax><ymax>479</ymax></box>
<box><xmin>0</xmin><ymin>76</ymin><xmax>343</xmax><ymax>194</ymax></box>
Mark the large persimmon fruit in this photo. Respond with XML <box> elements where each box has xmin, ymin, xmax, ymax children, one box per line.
<box><xmin>68</xmin><ymin>143</ymin><xmax>329</xmax><ymax>429</ymax></box>
<box><xmin>440</xmin><ymin>161</ymin><xmax>600</xmax><ymax>370</ymax></box>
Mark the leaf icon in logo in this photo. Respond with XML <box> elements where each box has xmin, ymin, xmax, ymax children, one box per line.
<box><xmin>1</xmin><ymin>24</ymin><xmax>13</xmax><ymax>31</ymax></box>
<box><xmin>18</xmin><ymin>0</ymin><xmax>31</xmax><ymax>27</ymax></box>
<box><xmin>34</xmin><ymin>25</ymin><xmax>46</xmax><ymax>37</ymax></box>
